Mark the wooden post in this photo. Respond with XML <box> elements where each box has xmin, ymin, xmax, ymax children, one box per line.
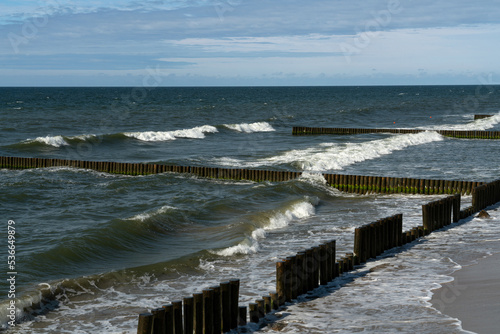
<box><xmin>249</xmin><ymin>303</ymin><xmax>259</xmax><ymax>323</ymax></box>
<box><xmin>194</xmin><ymin>293</ymin><xmax>204</xmax><ymax>334</ymax></box>
<box><xmin>283</xmin><ymin>257</ymin><xmax>293</xmax><ymax>302</ymax></box>
<box><xmin>319</xmin><ymin>243</ymin><xmax>329</xmax><ymax>285</ymax></box>
<box><xmin>354</xmin><ymin>228</ymin><xmax>363</xmax><ymax>264</ymax></box>
<box><xmin>270</xmin><ymin>292</ymin><xmax>280</xmax><ymax>310</ymax></box>
<box><xmin>137</xmin><ymin>313</ymin><xmax>154</xmax><ymax>334</ymax></box>
<box><xmin>220</xmin><ymin>282</ymin><xmax>231</xmax><ymax>333</ymax></box>
<box><xmin>295</xmin><ymin>252</ymin><xmax>305</xmax><ymax>295</ymax></box>
<box><xmin>163</xmin><ymin>304</ymin><xmax>174</xmax><ymax>334</ymax></box>
<box><xmin>203</xmin><ymin>289</ymin><xmax>213</xmax><ymax>334</ymax></box>
<box><xmin>263</xmin><ymin>296</ymin><xmax>272</xmax><ymax>314</ymax></box>
<box><xmin>183</xmin><ymin>297</ymin><xmax>194</xmax><ymax>334</ymax></box>
<box><xmin>276</xmin><ymin>261</ymin><xmax>286</xmax><ymax>305</ymax></box>
<box><xmin>172</xmin><ymin>300</ymin><xmax>183</xmax><ymax>334</ymax></box>
<box><xmin>256</xmin><ymin>299</ymin><xmax>265</xmax><ymax>318</ymax></box>
<box><xmin>422</xmin><ymin>204</ymin><xmax>431</xmax><ymax>233</ymax></box>
<box><xmin>229</xmin><ymin>279</ymin><xmax>239</xmax><ymax>330</ymax></box>
<box><xmin>209</xmin><ymin>286</ymin><xmax>221</xmax><ymax>334</ymax></box>
<box><xmin>286</xmin><ymin>256</ymin><xmax>298</xmax><ymax>299</ymax></box>
<box><xmin>238</xmin><ymin>306</ymin><xmax>247</xmax><ymax>326</ymax></box>
<box><xmin>327</xmin><ymin>240</ymin><xmax>336</xmax><ymax>281</ymax></box>
<box><xmin>305</xmin><ymin>248</ymin><xmax>316</xmax><ymax>291</ymax></box>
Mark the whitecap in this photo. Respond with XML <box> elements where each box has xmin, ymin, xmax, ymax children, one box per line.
<box><xmin>223</xmin><ymin>122</ymin><xmax>275</xmax><ymax>133</ymax></box>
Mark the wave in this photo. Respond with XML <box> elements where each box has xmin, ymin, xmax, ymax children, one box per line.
<box><xmin>223</xmin><ymin>122</ymin><xmax>275</xmax><ymax>133</ymax></box>
<box><xmin>127</xmin><ymin>205</ymin><xmax>178</xmax><ymax>222</ymax></box>
<box><xmin>14</xmin><ymin>134</ymin><xmax>100</xmax><ymax>148</ymax></box>
<box><xmin>124</xmin><ymin>125</ymin><xmax>218</xmax><ymax>142</ymax></box>
<box><xmin>214</xmin><ymin>131</ymin><xmax>444</xmax><ymax>171</ymax></box>
<box><xmin>212</xmin><ymin>198</ymin><xmax>317</xmax><ymax>257</ymax></box>
<box><xmin>10</xmin><ymin>125</ymin><xmax>219</xmax><ymax>149</ymax></box>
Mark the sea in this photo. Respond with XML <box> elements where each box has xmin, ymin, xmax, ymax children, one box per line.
<box><xmin>1</xmin><ymin>85</ymin><xmax>500</xmax><ymax>333</ymax></box>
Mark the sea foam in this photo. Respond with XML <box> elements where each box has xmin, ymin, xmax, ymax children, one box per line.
<box><xmin>214</xmin><ymin>131</ymin><xmax>444</xmax><ymax>171</ymax></box>
<box><xmin>213</xmin><ymin>199</ymin><xmax>317</xmax><ymax>257</ymax></box>
<box><xmin>125</xmin><ymin>125</ymin><xmax>218</xmax><ymax>142</ymax></box>
<box><xmin>29</xmin><ymin>135</ymin><xmax>69</xmax><ymax>147</ymax></box>
<box><xmin>223</xmin><ymin>122</ymin><xmax>275</xmax><ymax>133</ymax></box>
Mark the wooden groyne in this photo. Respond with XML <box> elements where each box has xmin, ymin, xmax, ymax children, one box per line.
<box><xmin>137</xmin><ymin>279</ymin><xmax>242</xmax><ymax>334</ymax></box>
<box><xmin>0</xmin><ymin>156</ymin><xmax>484</xmax><ymax>196</ymax></box>
<box><xmin>292</xmin><ymin>127</ymin><xmax>500</xmax><ymax>139</ymax></box>
<box><xmin>135</xmin><ymin>179</ymin><xmax>500</xmax><ymax>333</ymax></box>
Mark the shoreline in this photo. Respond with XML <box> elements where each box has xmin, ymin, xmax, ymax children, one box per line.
<box><xmin>431</xmin><ymin>252</ymin><xmax>500</xmax><ymax>334</ymax></box>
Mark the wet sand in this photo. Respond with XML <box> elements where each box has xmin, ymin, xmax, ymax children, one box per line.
<box><xmin>431</xmin><ymin>252</ymin><xmax>500</xmax><ymax>334</ymax></box>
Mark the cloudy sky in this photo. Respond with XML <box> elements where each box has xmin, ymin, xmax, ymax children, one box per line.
<box><xmin>0</xmin><ymin>0</ymin><xmax>499</xmax><ymax>86</ymax></box>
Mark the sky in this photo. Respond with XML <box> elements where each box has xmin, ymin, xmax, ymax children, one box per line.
<box><xmin>0</xmin><ymin>0</ymin><xmax>499</xmax><ymax>86</ymax></box>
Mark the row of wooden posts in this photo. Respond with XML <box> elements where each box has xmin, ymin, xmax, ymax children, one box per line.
<box><xmin>0</xmin><ymin>156</ymin><xmax>483</xmax><ymax>196</ymax></box>
<box><xmin>292</xmin><ymin>127</ymin><xmax>500</xmax><ymax>139</ymax></box>
<box><xmin>137</xmin><ymin>178</ymin><xmax>500</xmax><ymax>333</ymax></box>
<box><xmin>137</xmin><ymin>280</ymin><xmax>242</xmax><ymax>334</ymax></box>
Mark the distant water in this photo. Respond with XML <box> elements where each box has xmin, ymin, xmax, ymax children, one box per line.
<box><xmin>1</xmin><ymin>86</ymin><xmax>500</xmax><ymax>333</ymax></box>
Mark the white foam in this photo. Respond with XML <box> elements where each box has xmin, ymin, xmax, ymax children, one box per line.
<box><xmin>124</xmin><ymin>125</ymin><xmax>218</xmax><ymax>142</ymax></box>
<box><xmin>29</xmin><ymin>135</ymin><xmax>69</xmax><ymax>147</ymax></box>
<box><xmin>267</xmin><ymin>201</ymin><xmax>316</xmax><ymax>230</ymax></box>
<box><xmin>213</xmin><ymin>239</ymin><xmax>261</xmax><ymax>256</ymax></box>
<box><xmin>128</xmin><ymin>205</ymin><xmax>176</xmax><ymax>222</ymax></box>
<box><xmin>213</xmin><ymin>200</ymin><xmax>316</xmax><ymax>257</ymax></box>
<box><xmin>223</xmin><ymin>122</ymin><xmax>275</xmax><ymax>133</ymax></box>
<box><xmin>283</xmin><ymin>131</ymin><xmax>444</xmax><ymax>171</ymax></box>
<box><xmin>215</xmin><ymin>131</ymin><xmax>443</xmax><ymax>171</ymax></box>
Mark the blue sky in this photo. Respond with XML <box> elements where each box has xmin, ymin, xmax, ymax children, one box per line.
<box><xmin>0</xmin><ymin>0</ymin><xmax>499</xmax><ymax>86</ymax></box>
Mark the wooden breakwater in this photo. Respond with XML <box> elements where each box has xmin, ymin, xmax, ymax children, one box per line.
<box><xmin>292</xmin><ymin>127</ymin><xmax>500</xmax><ymax>139</ymax></box>
<box><xmin>138</xmin><ymin>280</ymin><xmax>242</xmax><ymax>334</ymax></box>
<box><xmin>0</xmin><ymin>156</ymin><xmax>483</xmax><ymax>196</ymax></box>
<box><xmin>136</xmin><ymin>179</ymin><xmax>500</xmax><ymax>333</ymax></box>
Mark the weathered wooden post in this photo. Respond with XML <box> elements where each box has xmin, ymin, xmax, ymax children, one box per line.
<box><xmin>203</xmin><ymin>289</ymin><xmax>214</xmax><ymax>334</ymax></box>
<box><xmin>276</xmin><ymin>261</ymin><xmax>286</xmax><ymax>305</ymax></box>
<box><xmin>422</xmin><ymin>203</ymin><xmax>431</xmax><ymax>233</ymax></box>
<box><xmin>354</xmin><ymin>227</ymin><xmax>363</xmax><ymax>264</ymax></box>
<box><xmin>283</xmin><ymin>257</ymin><xmax>293</xmax><ymax>302</ymax></box>
<box><xmin>172</xmin><ymin>300</ymin><xmax>183</xmax><ymax>334</ymax></box>
<box><xmin>183</xmin><ymin>297</ymin><xmax>194</xmax><ymax>334</ymax></box>
<box><xmin>193</xmin><ymin>293</ymin><xmax>204</xmax><ymax>334</ymax></box>
<box><xmin>137</xmin><ymin>313</ymin><xmax>154</xmax><ymax>334</ymax></box>
<box><xmin>249</xmin><ymin>303</ymin><xmax>259</xmax><ymax>323</ymax></box>
<box><xmin>238</xmin><ymin>306</ymin><xmax>247</xmax><ymax>326</ymax></box>
<box><xmin>220</xmin><ymin>282</ymin><xmax>231</xmax><ymax>333</ymax></box>
<box><xmin>229</xmin><ymin>279</ymin><xmax>240</xmax><ymax>330</ymax></box>
<box><xmin>209</xmin><ymin>286</ymin><xmax>221</xmax><ymax>334</ymax></box>
<box><xmin>163</xmin><ymin>304</ymin><xmax>174</xmax><ymax>334</ymax></box>
<box><xmin>270</xmin><ymin>292</ymin><xmax>280</xmax><ymax>310</ymax></box>
<box><xmin>263</xmin><ymin>296</ymin><xmax>272</xmax><ymax>314</ymax></box>
<box><xmin>256</xmin><ymin>299</ymin><xmax>265</xmax><ymax>318</ymax></box>
<box><xmin>295</xmin><ymin>252</ymin><xmax>305</xmax><ymax>295</ymax></box>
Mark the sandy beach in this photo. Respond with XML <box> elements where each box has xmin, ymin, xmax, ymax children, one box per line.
<box><xmin>432</xmin><ymin>252</ymin><xmax>500</xmax><ymax>334</ymax></box>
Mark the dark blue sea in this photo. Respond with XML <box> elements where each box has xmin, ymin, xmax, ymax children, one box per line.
<box><xmin>1</xmin><ymin>86</ymin><xmax>500</xmax><ymax>333</ymax></box>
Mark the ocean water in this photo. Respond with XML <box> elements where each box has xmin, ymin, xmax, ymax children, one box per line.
<box><xmin>0</xmin><ymin>86</ymin><xmax>500</xmax><ymax>333</ymax></box>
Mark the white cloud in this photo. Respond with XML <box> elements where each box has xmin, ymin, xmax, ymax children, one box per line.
<box><xmin>2</xmin><ymin>0</ymin><xmax>500</xmax><ymax>85</ymax></box>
